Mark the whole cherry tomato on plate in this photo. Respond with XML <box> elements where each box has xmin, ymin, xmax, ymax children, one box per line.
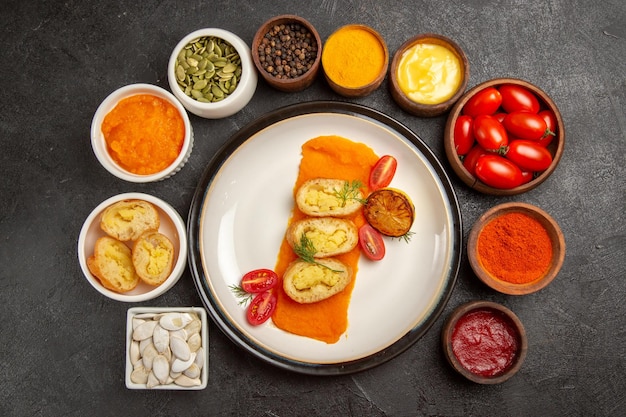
<box><xmin>246</xmin><ymin>290</ymin><xmax>277</xmax><ymax>326</ymax></box>
<box><xmin>369</xmin><ymin>155</ymin><xmax>397</xmax><ymax>191</ymax></box>
<box><xmin>358</xmin><ymin>224</ymin><xmax>385</xmax><ymax>261</ymax></box>
<box><xmin>453</xmin><ymin>115</ymin><xmax>475</xmax><ymax>156</ymax></box>
<box><xmin>241</xmin><ymin>269</ymin><xmax>278</xmax><ymax>293</ymax></box>
<box><xmin>473</xmin><ymin>115</ymin><xmax>508</xmax><ymax>151</ymax></box>
<box><xmin>505</xmin><ymin>140</ymin><xmax>553</xmax><ymax>172</ymax></box>
<box><xmin>503</xmin><ymin>111</ymin><xmax>549</xmax><ymax>141</ymax></box>
<box><xmin>462</xmin><ymin>87</ymin><xmax>502</xmax><ymax>117</ymax></box>
<box><xmin>462</xmin><ymin>145</ymin><xmax>488</xmax><ymax>177</ymax></box>
<box><xmin>499</xmin><ymin>84</ymin><xmax>540</xmax><ymax>113</ymax></box>
<box><xmin>536</xmin><ymin>110</ymin><xmax>557</xmax><ymax>147</ymax></box>
<box><xmin>475</xmin><ymin>154</ymin><xmax>524</xmax><ymax>189</ymax></box>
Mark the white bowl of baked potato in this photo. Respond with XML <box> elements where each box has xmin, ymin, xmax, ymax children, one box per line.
<box><xmin>77</xmin><ymin>192</ymin><xmax>187</xmax><ymax>302</ymax></box>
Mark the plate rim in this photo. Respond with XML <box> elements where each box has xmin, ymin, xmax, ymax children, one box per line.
<box><xmin>187</xmin><ymin>100</ymin><xmax>462</xmax><ymax>375</ymax></box>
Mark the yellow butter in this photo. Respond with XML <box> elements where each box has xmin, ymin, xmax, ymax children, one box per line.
<box><xmin>396</xmin><ymin>43</ymin><xmax>461</xmax><ymax>105</ymax></box>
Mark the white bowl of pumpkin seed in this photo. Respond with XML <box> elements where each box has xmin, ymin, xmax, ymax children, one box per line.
<box><xmin>168</xmin><ymin>28</ymin><xmax>258</xmax><ymax>119</ymax></box>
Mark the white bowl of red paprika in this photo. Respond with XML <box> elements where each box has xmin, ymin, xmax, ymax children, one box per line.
<box><xmin>91</xmin><ymin>83</ymin><xmax>194</xmax><ymax>183</ymax></box>
<box><xmin>443</xmin><ymin>78</ymin><xmax>564</xmax><ymax>195</ymax></box>
<box><xmin>442</xmin><ymin>300</ymin><xmax>528</xmax><ymax>384</ymax></box>
<box><xmin>467</xmin><ymin>202</ymin><xmax>566</xmax><ymax>295</ymax></box>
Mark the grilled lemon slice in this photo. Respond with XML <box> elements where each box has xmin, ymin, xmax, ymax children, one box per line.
<box><xmin>363</xmin><ymin>188</ymin><xmax>415</xmax><ymax>237</ymax></box>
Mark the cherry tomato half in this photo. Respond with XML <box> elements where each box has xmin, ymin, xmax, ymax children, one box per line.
<box><xmin>537</xmin><ymin>110</ymin><xmax>557</xmax><ymax>147</ymax></box>
<box><xmin>369</xmin><ymin>155</ymin><xmax>397</xmax><ymax>191</ymax></box>
<box><xmin>505</xmin><ymin>140</ymin><xmax>553</xmax><ymax>172</ymax></box>
<box><xmin>473</xmin><ymin>114</ymin><xmax>508</xmax><ymax>151</ymax></box>
<box><xmin>246</xmin><ymin>290</ymin><xmax>277</xmax><ymax>326</ymax></box>
<box><xmin>358</xmin><ymin>224</ymin><xmax>385</xmax><ymax>261</ymax></box>
<box><xmin>453</xmin><ymin>115</ymin><xmax>475</xmax><ymax>156</ymax></box>
<box><xmin>462</xmin><ymin>87</ymin><xmax>502</xmax><ymax>117</ymax></box>
<box><xmin>503</xmin><ymin>111</ymin><xmax>549</xmax><ymax>141</ymax></box>
<box><xmin>241</xmin><ymin>269</ymin><xmax>278</xmax><ymax>293</ymax></box>
<box><xmin>499</xmin><ymin>84</ymin><xmax>540</xmax><ymax>113</ymax></box>
<box><xmin>462</xmin><ymin>144</ymin><xmax>488</xmax><ymax>177</ymax></box>
<box><xmin>475</xmin><ymin>154</ymin><xmax>524</xmax><ymax>189</ymax></box>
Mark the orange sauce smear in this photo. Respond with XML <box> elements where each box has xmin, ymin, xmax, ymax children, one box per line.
<box><xmin>272</xmin><ymin>135</ymin><xmax>380</xmax><ymax>344</ymax></box>
<box><xmin>102</xmin><ymin>94</ymin><xmax>185</xmax><ymax>175</ymax></box>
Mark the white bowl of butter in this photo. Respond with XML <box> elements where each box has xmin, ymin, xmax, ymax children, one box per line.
<box><xmin>389</xmin><ymin>33</ymin><xmax>469</xmax><ymax>117</ymax></box>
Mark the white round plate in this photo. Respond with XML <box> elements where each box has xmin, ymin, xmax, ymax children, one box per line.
<box><xmin>188</xmin><ymin>101</ymin><xmax>462</xmax><ymax>374</ymax></box>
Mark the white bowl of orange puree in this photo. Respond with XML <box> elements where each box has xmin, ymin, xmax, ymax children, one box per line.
<box><xmin>90</xmin><ymin>83</ymin><xmax>194</xmax><ymax>182</ymax></box>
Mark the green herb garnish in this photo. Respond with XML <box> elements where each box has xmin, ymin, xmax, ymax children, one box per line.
<box><xmin>333</xmin><ymin>180</ymin><xmax>367</xmax><ymax>207</ymax></box>
<box><xmin>293</xmin><ymin>234</ymin><xmax>343</xmax><ymax>273</ymax></box>
<box><xmin>392</xmin><ymin>231</ymin><xmax>415</xmax><ymax>243</ymax></box>
<box><xmin>228</xmin><ymin>284</ymin><xmax>253</xmax><ymax>306</ymax></box>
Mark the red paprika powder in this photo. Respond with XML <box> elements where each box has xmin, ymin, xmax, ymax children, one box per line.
<box><xmin>477</xmin><ymin>212</ymin><xmax>552</xmax><ymax>284</ymax></box>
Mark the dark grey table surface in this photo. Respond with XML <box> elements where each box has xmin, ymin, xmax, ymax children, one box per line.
<box><xmin>2</xmin><ymin>0</ymin><xmax>625</xmax><ymax>416</ymax></box>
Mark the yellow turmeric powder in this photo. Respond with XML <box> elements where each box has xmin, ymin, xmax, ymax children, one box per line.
<box><xmin>322</xmin><ymin>25</ymin><xmax>386</xmax><ymax>88</ymax></box>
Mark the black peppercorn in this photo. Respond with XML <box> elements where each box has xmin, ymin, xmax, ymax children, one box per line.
<box><xmin>257</xmin><ymin>22</ymin><xmax>317</xmax><ymax>80</ymax></box>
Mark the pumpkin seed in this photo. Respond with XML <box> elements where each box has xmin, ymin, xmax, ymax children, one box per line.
<box><xmin>175</xmin><ymin>65</ymin><xmax>186</xmax><ymax>82</ymax></box>
<box><xmin>174</xmin><ymin>35</ymin><xmax>242</xmax><ymax>103</ymax></box>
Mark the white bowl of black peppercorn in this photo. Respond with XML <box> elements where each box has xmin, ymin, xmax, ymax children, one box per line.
<box><xmin>252</xmin><ymin>15</ymin><xmax>322</xmax><ymax>92</ymax></box>
<box><xmin>168</xmin><ymin>28</ymin><xmax>258</xmax><ymax>119</ymax></box>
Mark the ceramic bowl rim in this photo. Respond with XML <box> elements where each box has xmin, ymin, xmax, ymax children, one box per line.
<box><xmin>442</xmin><ymin>300</ymin><xmax>528</xmax><ymax>384</ymax></box>
<box><xmin>389</xmin><ymin>32</ymin><xmax>469</xmax><ymax>117</ymax></box>
<box><xmin>77</xmin><ymin>192</ymin><xmax>187</xmax><ymax>302</ymax></box>
<box><xmin>90</xmin><ymin>83</ymin><xmax>193</xmax><ymax>183</ymax></box>
<box><xmin>467</xmin><ymin>202</ymin><xmax>566</xmax><ymax>295</ymax></box>
<box><xmin>125</xmin><ymin>306</ymin><xmax>208</xmax><ymax>390</ymax></box>
<box><xmin>443</xmin><ymin>77</ymin><xmax>565</xmax><ymax>195</ymax></box>
<box><xmin>251</xmin><ymin>14</ymin><xmax>323</xmax><ymax>91</ymax></box>
<box><xmin>321</xmin><ymin>23</ymin><xmax>389</xmax><ymax>97</ymax></box>
<box><xmin>167</xmin><ymin>27</ymin><xmax>257</xmax><ymax>118</ymax></box>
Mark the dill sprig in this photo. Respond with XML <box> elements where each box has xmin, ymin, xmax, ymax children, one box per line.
<box><xmin>228</xmin><ymin>284</ymin><xmax>254</xmax><ymax>306</ymax></box>
<box><xmin>293</xmin><ymin>234</ymin><xmax>343</xmax><ymax>273</ymax></box>
<box><xmin>334</xmin><ymin>180</ymin><xmax>367</xmax><ymax>207</ymax></box>
<box><xmin>392</xmin><ymin>231</ymin><xmax>415</xmax><ymax>243</ymax></box>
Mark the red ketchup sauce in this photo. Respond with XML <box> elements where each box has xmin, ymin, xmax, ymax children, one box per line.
<box><xmin>451</xmin><ymin>308</ymin><xmax>520</xmax><ymax>377</ymax></box>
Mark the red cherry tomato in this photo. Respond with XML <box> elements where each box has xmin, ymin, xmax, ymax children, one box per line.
<box><xmin>462</xmin><ymin>87</ymin><xmax>502</xmax><ymax>117</ymax></box>
<box><xmin>475</xmin><ymin>154</ymin><xmax>524</xmax><ymax>189</ymax></box>
<box><xmin>520</xmin><ymin>170</ymin><xmax>534</xmax><ymax>185</ymax></box>
<box><xmin>246</xmin><ymin>291</ymin><xmax>276</xmax><ymax>326</ymax></box>
<box><xmin>499</xmin><ymin>84</ymin><xmax>540</xmax><ymax>113</ymax></box>
<box><xmin>503</xmin><ymin>111</ymin><xmax>549</xmax><ymax>141</ymax></box>
<box><xmin>358</xmin><ymin>224</ymin><xmax>385</xmax><ymax>261</ymax></box>
<box><xmin>462</xmin><ymin>145</ymin><xmax>488</xmax><ymax>176</ymax></box>
<box><xmin>537</xmin><ymin>110</ymin><xmax>557</xmax><ymax>147</ymax></box>
<box><xmin>473</xmin><ymin>115</ymin><xmax>508</xmax><ymax>151</ymax></box>
<box><xmin>493</xmin><ymin>112</ymin><xmax>507</xmax><ymax>123</ymax></box>
<box><xmin>505</xmin><ymin>140</ymin><xmax>553</xmax><ymax>172</ymax></box>
<box><xmin>369</xmin><ymin>155</ymin><xmax>397</xmax><ymax>190</ymax></box>
<box><xmin>453</xmin><ymin>115</ymin><xmax>475</xmax><ymax>156</ymax></box>
<box><xmin>241</xmin><ymin>269</ymin><xmax>278</xmax><ymax>293</ymax></box>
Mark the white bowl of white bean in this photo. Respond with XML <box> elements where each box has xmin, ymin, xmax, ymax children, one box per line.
<box><xmin>168</xmin><ymin>28</ymin><xmax>258</xmax><ymax>119</ymax></box>
<box><xmin>126</xmin><ymin>307</ymin><xmax>208</xmax><ymax>390</ymax></box>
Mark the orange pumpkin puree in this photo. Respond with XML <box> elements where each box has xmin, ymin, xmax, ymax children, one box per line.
<box><xmin>101</xmin><ymin>94</ymin><xmax>185</xmax><ymax>175</ymax></box>
<box><xmin>272</xmin><ymin>135</ymin><xmax>379</xmax><ymax>344</ymax></box>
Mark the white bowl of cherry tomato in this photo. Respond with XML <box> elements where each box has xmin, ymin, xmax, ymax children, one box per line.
<box><xmin>443</xmin><ymin>78</ymin><xmax>565</xmax><ymax>195</ymax></box>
